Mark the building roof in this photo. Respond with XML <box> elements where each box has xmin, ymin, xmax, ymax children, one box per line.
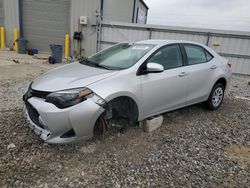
<box><xmin>140</xmin><ymin>0</ymin><xmax>149</xmax><ymax>9</ymax></box>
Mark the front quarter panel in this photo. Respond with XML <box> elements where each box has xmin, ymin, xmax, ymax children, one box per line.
<box><xmin>88</xmin><ymin>70</ymin><xmax>143</xmax><ymax>120</ymax></box>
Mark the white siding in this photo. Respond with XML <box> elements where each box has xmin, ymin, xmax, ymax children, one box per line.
<box><xmin>209</xmin><ymin>36</ymin><xmax>250</xmax><ymax>56</ymax></box>
<box><xmin>101</xmin><ymin>26</ymin><xmax>149</xmax><ymax>43</ymax></box>
<box><xmin>151</xmin><ymin>31</ymin><xmax>207</xmax><ymax>44</ymax></box>
<box><xmin>228</xmin><ymin>57</ymin><xmax>250</xmax><ymax>75</ymax></box>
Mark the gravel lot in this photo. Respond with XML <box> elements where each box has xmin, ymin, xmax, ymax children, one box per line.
<box><xmin>0</xmin><ymin>52</ymin><xmax>249</xmax><ymax>187</ymax></box>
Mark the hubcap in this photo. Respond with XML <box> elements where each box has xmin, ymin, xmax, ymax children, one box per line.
<box><xmin>212</xmin><ymin>87</ymin><xmax>223</xmax><ymax>107</ymax></box>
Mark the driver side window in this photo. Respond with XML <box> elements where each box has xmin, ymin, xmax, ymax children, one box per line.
<box><xmin>148</xmin><ymin>45</ymin><xmax>182</xmax><ymax>70</ymax></box>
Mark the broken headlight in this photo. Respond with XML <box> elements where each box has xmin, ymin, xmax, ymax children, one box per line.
<box><xmin>46</xmin><ymin>88</ymin><xmax>105</xmax><ymax>109</ymax></box>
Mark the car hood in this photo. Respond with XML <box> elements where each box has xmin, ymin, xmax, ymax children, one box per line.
<box><xmin>32</xmin><ymin>62</ymin><xmax>118</xmax><ymax>92</ymax></box>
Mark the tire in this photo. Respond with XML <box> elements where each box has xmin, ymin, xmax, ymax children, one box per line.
<box><xmin>205</xmin><ymin>83</ymin><xmax>225</xmax><ymax>110</ymax></box>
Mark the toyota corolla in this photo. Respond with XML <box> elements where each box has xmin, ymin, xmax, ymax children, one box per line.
<box><xmin>23</xmin><ymin>40</ymin><xmax>232</xmax><ymax>144</ymax></box>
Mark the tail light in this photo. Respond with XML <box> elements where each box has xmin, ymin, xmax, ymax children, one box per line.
<box><xmin>227</xmin><ymin>62</ymin><xmax>231</xmax><ymax>68</ymax></box>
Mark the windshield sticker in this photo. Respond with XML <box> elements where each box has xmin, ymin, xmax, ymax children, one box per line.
<box><xmin>132</xmin><ymin>46</ymin><xmax>150</xmax><ymax>50</ymax></box>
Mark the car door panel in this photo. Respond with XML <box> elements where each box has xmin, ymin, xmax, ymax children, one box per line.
<box><xmin>182</xmin><ymin>44</ymin><xmax>216</xmax><ymax>105</ymax></box>
<box><xmin>184</xmin><ymin>62</ymin><xmax>213</xmax><ymax>104</ymax></box>
<box><xmin>140</xmin><ymin>68</ymin><xmax>187</xmax><ymax>117</ymax></box>
<box><xmin>139</xmin><ymin>44</ymin><xmax>188</xmax><ymax>117</ymax></box>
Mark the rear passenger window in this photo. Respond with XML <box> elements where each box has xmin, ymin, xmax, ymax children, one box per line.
<box><xmin>205</xmin><ymin>51</ymin><xmax>213</xmax><ymax>61</ymax></box>
<box><xmin>184</xmin><ymin>45</ymin><xmax>207</xmax><ymax>65</ymax></box>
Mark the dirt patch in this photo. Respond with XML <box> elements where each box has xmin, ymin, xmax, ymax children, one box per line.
<box><xmin>225</xmin><ymin>144</ymin><xmax>250</xmax><ymax>167</ymax></box>
<box><xmin>0</xmin><ymin>50</ymin><xmax>60</xmax><ymax>80</ymax></box>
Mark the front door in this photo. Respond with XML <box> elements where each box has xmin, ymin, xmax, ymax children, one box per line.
<box><xmin>140</xmin><ymin>44</ymin><xmax>187</xmax><ymax>117</ymax></box>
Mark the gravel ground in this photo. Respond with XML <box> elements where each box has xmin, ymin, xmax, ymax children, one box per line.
<box><xmin>0</xmin><ymin>55</ymin><xmax>249</xmax><ymax>187</ymax></box>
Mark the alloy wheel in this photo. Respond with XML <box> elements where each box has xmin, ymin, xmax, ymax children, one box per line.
<box><xmin>212</xmin><ymin>87</ymin><xmax>223</xmax><ymax>108</ymax></box>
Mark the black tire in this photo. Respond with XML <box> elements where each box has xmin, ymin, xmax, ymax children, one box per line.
<box><xmin>205</xmin><ymin>83</ymin><xmax>225</xmax><ymax>110</ymax></box>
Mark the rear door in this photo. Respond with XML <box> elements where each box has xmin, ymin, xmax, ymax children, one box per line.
<box><xmin>181</xmin><ymin>44</ymin><xmax>215</xmax><ymax>105</ymax></box>
<box><xmin>140</xmin><ymin>44</ymin><xmax>188</xmax><ymax>117</ymax></box>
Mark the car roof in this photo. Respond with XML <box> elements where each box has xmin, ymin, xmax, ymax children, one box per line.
<box><xmin>135</xmin><ymin>39</ymin><xmax>218</xmax><ymax>57</ymax></box>
<box><xmin>136</xmin><ymin>39</ymin><xmax>203</xmax><ymax>46</ymax></box>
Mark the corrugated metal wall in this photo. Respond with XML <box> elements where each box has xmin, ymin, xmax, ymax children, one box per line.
<box><xmin>70</xmin><ymin>0</ymin><xmax>99</xmax><ymax>57</ymax></box>
<box><xmin>0</xmin><ymin>0</ymin><xmax>3</xmax><ymax>26</ymax></box>
<box><xmin>1</xmin><ymin>0</ymin><xmax>99</xmax><ymax>56</ymax></box>
<box><xmin>3</xmin><ymin>0</ymin><xmax>19</xmax><ymax>44</ymax></box>
<box><xmin>99</xmin><ymin>22</ymin><xmax>250</xmax><ymax>75</ymax></box>
<box><xmin>134</xmin><ymin>0</ymin><xmax>148</xmax><ymax>24</ymax></box>
<box><xmin>22</xmin><ymin>0</ymin><xmax>70</xmax><ymax>52</ymax></box>
<box><xmin>1</xmin><ymin>0</ymin><xmax>145</xmax><ymax>57</ymax></box>
<box><xmin>208</xmin><ymin>35</ymin><xmax>250</xmax><ymax>75</ymax></box>
<box><xmin>103</xmin><ymin>0</ymin><xmax>134</xmax><ymax>23</ymax></box>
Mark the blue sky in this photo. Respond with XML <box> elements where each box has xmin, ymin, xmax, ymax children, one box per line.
<box><xmin>144</xmin><ymin>0</ymin><xmax>250</xmax><ymax>31</ymax></box>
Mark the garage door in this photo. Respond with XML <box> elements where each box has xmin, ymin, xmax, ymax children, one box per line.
<box><xmin>23</xmin><ymin>0</ymin><xmax>70</xmax><ymax>52</ymax></box>
<box><xmin>0</xmin><ymin>0</ymin><xmax>4</xmax><ymax>26</ymax></box>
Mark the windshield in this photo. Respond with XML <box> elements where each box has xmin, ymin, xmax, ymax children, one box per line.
<box><xmin>84</xmin><ymin>43</ymin><xmax>155</xmax><ymax>70</ymax></box>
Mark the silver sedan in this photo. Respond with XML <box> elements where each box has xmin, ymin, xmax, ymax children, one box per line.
<box><xmin>23</xmin><ymin>40</ymin><xmax>232</xmax><ymax>144</ymax></box>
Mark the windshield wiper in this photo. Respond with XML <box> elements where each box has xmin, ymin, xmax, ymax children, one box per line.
<box><xmin>79</xmin><ymin>58</ymin><xmax>95</xmax><ymax>66</ymax></box>
<box><xmin>79</xmin><ymin>58</ymin><xmax>112</xmax><ymax>70</ymax></box>
<box><xmin>93</xmin><ymin>64</ymin><xmax>112</xmax><ymax>70</ymax></box>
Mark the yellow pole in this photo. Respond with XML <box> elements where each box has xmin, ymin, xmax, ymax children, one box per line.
<box><xmin>65</xmin><ymin>33</ymin><xmax>70</xmax><ymax>58</ymax></box>
<box><xmin>14</xmin><ymin>28</ymin><xmax>19</xmax><ymax>51</ymax></box>
<box><xmin>0</xmin><ymin>27</ymin><xmax>5</xmax><ymax>49</ymax></box>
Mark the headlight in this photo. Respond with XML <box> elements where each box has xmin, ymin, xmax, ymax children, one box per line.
<box><xmin>46</xmin><ymin>88</ymin><xmax>105</xmax><ymax>109</ymax></box>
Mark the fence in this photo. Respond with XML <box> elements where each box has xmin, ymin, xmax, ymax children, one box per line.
<box><xmin>97</xmin><ymin>21</ymin><xmax>250</xmax><ymax>75</ymax></box>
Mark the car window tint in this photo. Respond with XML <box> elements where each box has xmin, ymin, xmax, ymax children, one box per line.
<box><xmin>205</xmin><ymin>50</ymin><xmax>213</xmax><ymax>61</ymax></box>
<box><xmin>148</xmin><ymin>45</ymin><xmax>182</xmax><ymax>70</ymax></box>
<box><xmin>184</xmin><ymin>45</ymin><xmax>207</xmax><ymax>65</ymax></box>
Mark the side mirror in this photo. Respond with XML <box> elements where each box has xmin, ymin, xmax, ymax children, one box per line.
<box><xmin>146</xmin><ymin>63</ymin><xmax>164</xmax><ymax>73</ymax></box>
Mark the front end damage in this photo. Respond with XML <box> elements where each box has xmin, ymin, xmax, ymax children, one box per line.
<box><xmin>93</xmin><ymin>97</ymin><xmax>139</xmax><ymax>136</ymax></box>
<box><xmin>23</xmin><ymin>87</ymin><xmax>105</xmax><ymax>144</ymax></box>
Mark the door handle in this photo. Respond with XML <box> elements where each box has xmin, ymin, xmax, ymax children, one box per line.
<box><xmin>210</xmin><ymin>65</ymin><xmax>218</xmax><ymax>70</ymax></box>
<box><xmin>178</xmin><ymin>72</ymin><xmax>189</xmax><ymax>77</ymax></box>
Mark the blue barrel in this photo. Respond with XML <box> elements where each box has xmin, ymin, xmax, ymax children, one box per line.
<box><xmin>50</xmin><ymin>44</ymin><xmax>63</xmax><ymax>63</ymax></box>
<box><xmin>17</xmin><ymin>38</ymin><xmax>28</xmax><ymax>54</ymax></box>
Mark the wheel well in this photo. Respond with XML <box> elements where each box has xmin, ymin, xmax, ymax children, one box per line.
<box><xmin>94</xmin><ymin>96</ymin><xmax>139</xmax><ymax>135</ymax></box>
<box><xmin>215</xmin><ymin>77</ymin><xmax>227</xmax><ymax>88</ymax></box>
<box><xmin>105</xmin><ymin>96</ymin><xmax>139</xmax><ymax>123</ymax></box>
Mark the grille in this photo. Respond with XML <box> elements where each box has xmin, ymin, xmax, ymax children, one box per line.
<box><xmin>25</xmin><ymin>101</ymin><xmax>44</xmax><ymax>129</ymax></box>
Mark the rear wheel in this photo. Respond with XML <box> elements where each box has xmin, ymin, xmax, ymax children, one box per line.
<box><xmin>206</xmin><ymin>83</ymin><xmax>225</xmax><ymax>110</ymax></box>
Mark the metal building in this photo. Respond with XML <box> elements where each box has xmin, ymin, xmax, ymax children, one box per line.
<box><xmin>1</xmin><ymin>0</ymin><xmax>148</xmax><ymax>53</ymax></box>
<box><xmin>103</xmin><ymin>0</ymin><xmax>148</xmax><ymax>23</ymax></box>
<box><xmin>0</xmin><ymin>0</ymin><xmax>3</xmax><ymax>26</ymax></box>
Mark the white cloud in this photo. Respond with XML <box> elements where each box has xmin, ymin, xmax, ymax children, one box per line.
<box><xmin>144</xmin><ymin>0</ymin><xmax>250</xmax><ymax>31</ymax></box>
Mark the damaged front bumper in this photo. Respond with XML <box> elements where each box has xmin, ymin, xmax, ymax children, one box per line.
<box><xmin>23</xmin><ymin>97</ymin><xmax>105</xmax><ymax>144</ymax></box>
